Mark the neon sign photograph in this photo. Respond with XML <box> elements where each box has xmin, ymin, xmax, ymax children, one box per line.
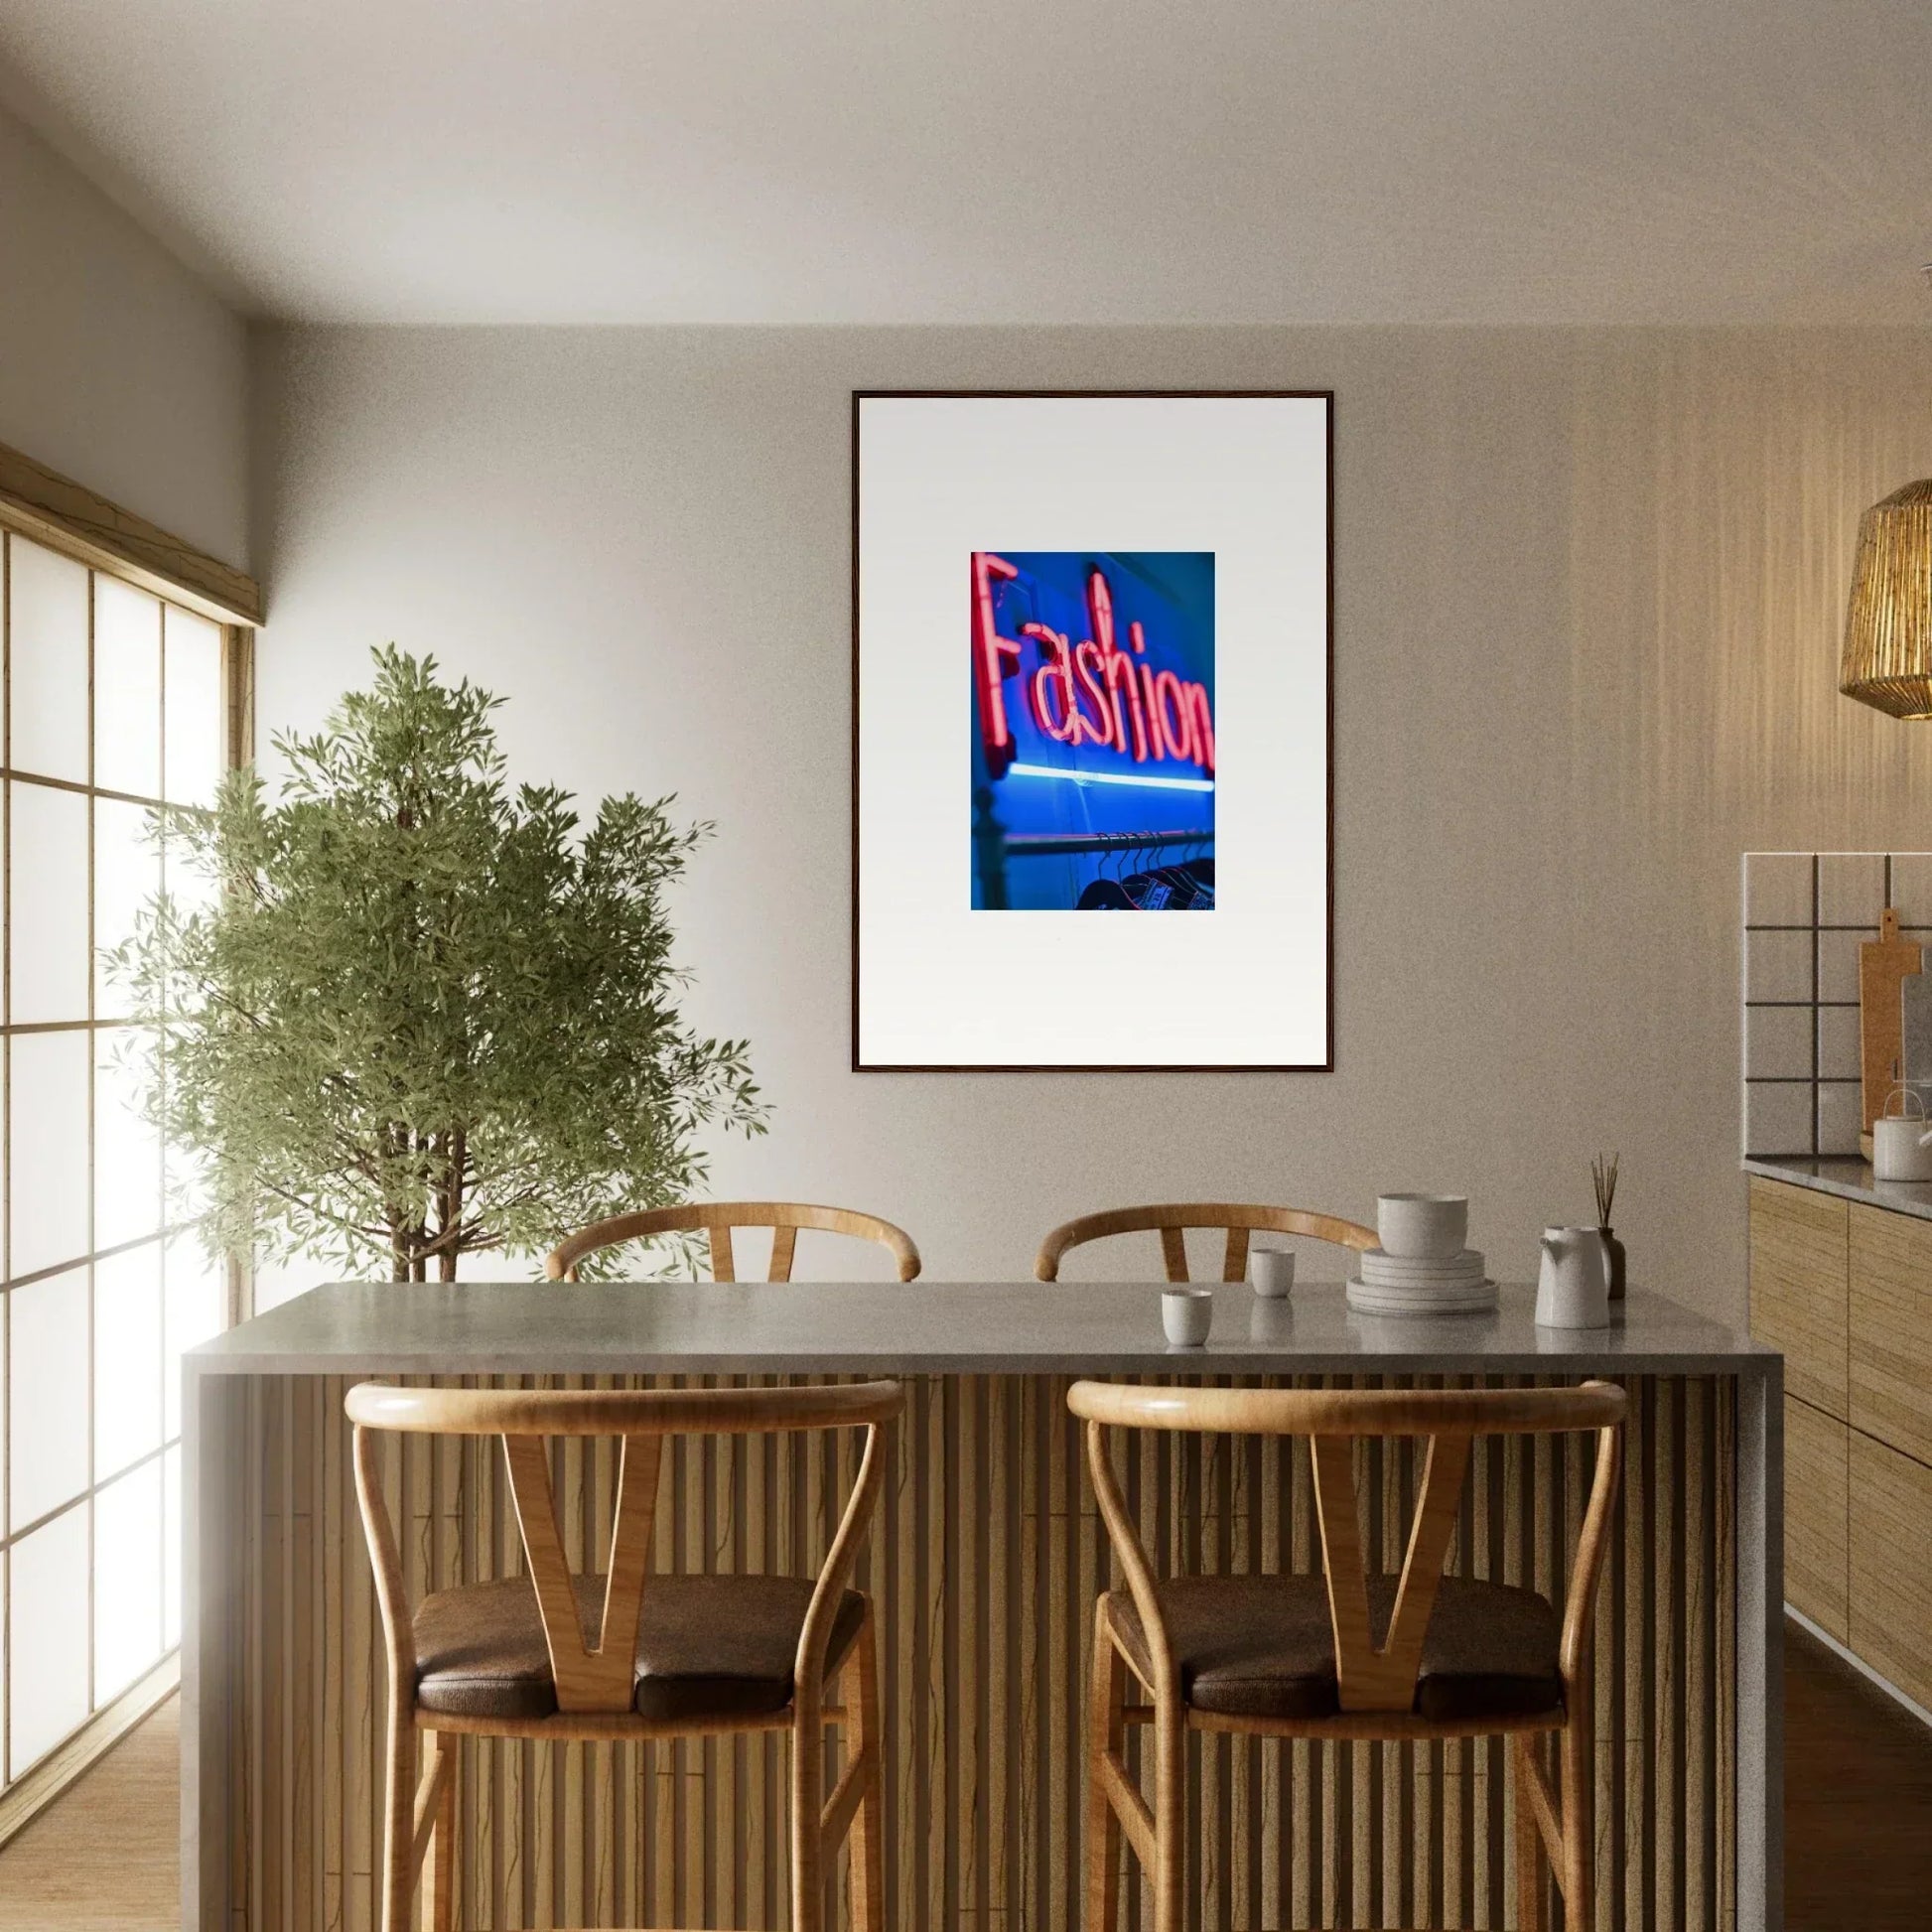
<box><xmin>970</xmin><ymin>550</ymin><xmax>1215</xmax><ymax>909</ymax></box>
<box><xmin>854</xmin><ymin>389</ymin><xmax>1331</xmax><ymax>1070</ymax></box>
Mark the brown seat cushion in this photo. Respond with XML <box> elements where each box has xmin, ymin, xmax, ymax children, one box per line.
<box><xmin>413</xmin><ymin>1573</ymin><xmax>867</xmax><ymax>1724</ymax></box>
<box><xmin>1107</xmin><ymin>1573</ymin><xmax>1562</xmax><ymax>1724</ymax></box>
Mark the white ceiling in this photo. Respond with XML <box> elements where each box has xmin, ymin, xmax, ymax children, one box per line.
<box><xmin>1</xmin><ymin>1</ymin><xmax>1928</xmax><ymax>327</ymax></box>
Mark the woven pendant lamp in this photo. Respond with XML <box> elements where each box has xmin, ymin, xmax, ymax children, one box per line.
<box><xmin>1842</xmin><ymin>479</ymin><xmax>1932</xmax><ymax>718</ymax></box>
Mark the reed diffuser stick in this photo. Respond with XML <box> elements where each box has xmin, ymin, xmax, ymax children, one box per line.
<box><xmin>1591</xmin><ymin>1151</ymin><xmax>1620</xmax><ymax>1228</ymax></box>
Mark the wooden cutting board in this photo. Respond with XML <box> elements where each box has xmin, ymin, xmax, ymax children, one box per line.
<box><xmin>1862</xmin><ymin>907</ymin><xmax>1924</xmax><ymax>1139</ymax></box>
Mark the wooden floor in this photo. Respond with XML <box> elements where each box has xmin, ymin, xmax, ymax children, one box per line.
<box><xmin>0</xmin><ymin>1700</ymin><xmax>179</xmax><ymax>1931</ymax></box>
<box><xmin>1784</xmin><ymin>1620</ymin><xmax>1932</xmax><ymax>1930</ymax></box>
<box><xmin>0</xmin><ymin>1624</ymin><xmax>1928</xmax><ymax>1929</ymax></box>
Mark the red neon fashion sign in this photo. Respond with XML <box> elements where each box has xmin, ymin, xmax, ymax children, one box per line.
<box><xmin>970</xmin><ymin>553</ymin><xmax>1215</xmax><ymax>775</ymax></box>
<box><xmin>970</xmin><ymin>551</ymin><xmax>1023</xmax><ymax>777</ymax></box>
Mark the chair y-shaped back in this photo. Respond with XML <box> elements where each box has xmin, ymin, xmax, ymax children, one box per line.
<box><xmin>1035</xmin><ymin>1201</ymin><xmax>1376</xmax><ymax>1284</ymax></box>
<box><xmin>346</xmin><ymin>1378</ymin><xmax>902</xmax><ymax>1932</ymax></box>
<box><xmin>546</xmin><ymin>1200</ymin><xmax>921</xmax><ymax>1283</ymax></box>
<box><xmin>1067</xmin><ymin>1379</ymin><xmax>1626</xmax><ymax>1932</ymax></box>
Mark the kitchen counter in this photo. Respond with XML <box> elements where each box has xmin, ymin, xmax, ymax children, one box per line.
<box><xmin>183</xmin><ymin>1278</ymin><xmax>1784</xmax><ymax>1931</ymax></box>
<box><xmin>1744</xmin><ymin>1152</ymin><xmax>1932</xmax><ymax>1223</ymax></box>
<box><xmin>192</xmin><ymin>1277</ymin><xmax>1773</xmax><ymax>1377</ymax></box>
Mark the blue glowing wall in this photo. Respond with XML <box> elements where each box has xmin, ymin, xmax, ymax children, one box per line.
<box><xmin>970</xmin><ymin>550</ymin><xmax>1215</xmax><ymax>910</ymax></box>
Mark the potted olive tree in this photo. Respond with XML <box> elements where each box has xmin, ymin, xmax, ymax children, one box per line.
<box><xmin>109</xmin><ymin>646</ymin><xmax>766</xmax><ymax>1282</ymax></box>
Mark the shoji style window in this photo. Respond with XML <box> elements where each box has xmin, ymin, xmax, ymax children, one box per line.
<box><xmin>0</xmin><ymin>489</ymin><xmax>255</xmax><ymax>1828</ymax></box>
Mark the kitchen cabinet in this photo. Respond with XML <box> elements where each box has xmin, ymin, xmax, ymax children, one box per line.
<box><xmin>1850</xmin><ymin>1429</ymin><xmax>1932</xmax><ymax>1713</ymax></box>
<box><xmin>1748</xmin><ymin>1168</ymin><xmax>1932</xmax><ymax>1718</ymax></box>
<box><xmin>1748</xmin><ymin>1175</ymin><xmax>1848</xmax><ymax>1418</ymax></box>
<box><xmin>1850</xmin><ymin>1200</ymin><xmax>1932</xmax><ymax>1466</ymax></box>
<box><xmin>1784</xmin><ymin>1394</ymin><xmax>1850</xmax><ymax>1641</ymax></box>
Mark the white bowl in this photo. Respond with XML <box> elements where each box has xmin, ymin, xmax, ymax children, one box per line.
<box><xmin>1376</xmin><ymin>1193</ymin><xmax>1468</xmax><ymax>1260</ymax></box>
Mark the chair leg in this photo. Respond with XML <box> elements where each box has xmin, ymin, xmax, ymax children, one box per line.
<box><xmin>791</xmin><ymin>1691</ymin><xmax>827</xmax><ymax>1932</ymax></box>
<box><xmin>1512</xmin><ymin>1734</ymin><xmax>1547</xmax><ymax>1932</ymax></box>
<box><xmin>1084</xmin><ymin>1603</ymin><xmax>1126</xmax><ymax>1932</ymax></box>
<box><xmin>845</xmin><ymin>1609</ymin><xmax>887</xmax><ymax>1932</ymax></box>
<box><xmin>424</xmin><ymin>1734</ymin><xmax>456</xmax><ymax>1932</ymax></box>
<box><xmin>379</xmin><ymin>1700</ymin><xmax>415</xmax><ymax>1932</ymax></box>
<box><xmin>1560</xmin><ymin>1704</ymin><xmax>1594</xmax><ymax>1927</ymax></box>
<box><xmin>1151</xmin><ymin>1692</ymin><xmax>1185</xmax><ymax>1932</ymax></box>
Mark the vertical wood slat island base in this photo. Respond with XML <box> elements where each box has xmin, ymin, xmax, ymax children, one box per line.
<box><xmin>183</xmin><ymin>1282</ymin><xmax>1782</xmax><ymax>1932</ymax></box>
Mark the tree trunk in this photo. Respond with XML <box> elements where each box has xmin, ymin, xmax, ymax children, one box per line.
<box><xmin>433</xmin><ymin>1126</ymin><xmax>464</xmax><ymax>1283</ymax></box>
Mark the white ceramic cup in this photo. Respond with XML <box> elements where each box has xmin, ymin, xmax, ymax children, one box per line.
<box><xmin>1162</xmin><ymin>1286</ymin><xmax>1214</xmax><ymax>1346</ymax></box>
<box><xmin>1249</xmin><ymin>1249</ymin><xmax>1297</xmax><ymax>1298</ymax></box>
<box><xmin>1377</xmin><ymin>1192</ymin><xmax>1468</xmax><ymax>1260</ymax></box>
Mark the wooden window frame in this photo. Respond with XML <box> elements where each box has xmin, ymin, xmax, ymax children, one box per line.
<box><xmin>0</xmin><ymin>437</ymin><xmax>260</xmax><ymax>1845</ymax></box>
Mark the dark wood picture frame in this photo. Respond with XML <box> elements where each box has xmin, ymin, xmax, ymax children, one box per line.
<box><xmin>850</xmin><ymin>389</ymin><xmax>1334</xmax><ymax>1073</ymax></box>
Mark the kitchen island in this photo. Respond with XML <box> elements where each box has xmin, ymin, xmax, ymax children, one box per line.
<box><xmin>183</xmin><ymin>1281</ymin><xmax>1781</xmax><ymax>1931</ymax></box>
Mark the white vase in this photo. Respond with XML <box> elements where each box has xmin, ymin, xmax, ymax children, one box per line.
<box><xmin>1535</xmin><ymin>1226</ymin><xmax>1610</xmax><ymax>1329</ymax></box>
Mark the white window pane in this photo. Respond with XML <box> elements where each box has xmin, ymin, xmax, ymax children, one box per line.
<box><xmin>95</xmin><ymin>1458</ymin><xmax>164</xmax><ymax>1700</ymax></box>
<box><xmin>95</xmin><ymin>1243</ymin><xmax>162</xmax><ymax>1479</ymax></box>
<box><xmin>10</xmin><ymin>1030</ymin><xmax>91</xmax><ymax>1277</ymax></box>
<box><xmin>8</xmin><ymin>1265</ymin><xmax>89</xmax><ymax>1526</ymax></box>
<box><xmin>7</xmin><ymin>536</ymin><xmax>89</xmax><ymax>782</ymax></box>
<box><xmin>94</xmin><ymin>1029</ymin><xmax>162</xmax><ymax>1249</ymax></box>
<box><xmin>94</xmin><ymin>795</ymin><xmax>161</xmax><ymax>1012</ymax></box>
<box><xmin>8</xmin><ymin>1505</ymin><xmax>90</xmax><ymax>1773</ymax></box>
<box><xmin>163</xmin><ymin>1442</ymin><xmax>182</xmax><ymax>1648</ymax></box>
<box><xmin>93</xmin><ymin>576</ymin><xmax>162</xmax><ymax>799</ymax></box>
<box><xmin>9</xmin><ymin>780</ymin><xmax>89</xmax><ymax>1024</ymax></box>
<box><xmin>163</xmin><ymin>1234</ymin><xmax>223</xmax><ymax>1441</ymax></box>
<box><xmin>162</xmin><ymin>1050</ymin><xmax>210</xmax><ymax>1229</ymax></box>
<box><xmin>249</xmin><ymin>1255</ymin><xmax>309</xmax><ymax>1312</ymax></box>
<box><xmin>162</xmin><ymin>609</ymin><xmax>223</xmax><ymax>809</ymax></box>
<box><xmin>162</xmin><ymin>825</ymin><xmax>221</xmax><ymax>930</ymax></box>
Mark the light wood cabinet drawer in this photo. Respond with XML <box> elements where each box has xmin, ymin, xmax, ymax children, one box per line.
<box><xmin>1783</xmin><ymin>1396</ymin><xmax>1849</xmax><ymax>1640</ymax></box>
<box><xmin>1850</xmin><ymin>1430</ymin><xmax>1932</xmax><ymax>1713</ymax></box>
<box><xmin>1749</xmin><ymin>1178</ymin><xmax>1849</xmax><ymax>1419</ymax></box>
<box><xmin>1850</xmin><ymin>1202</ymin><xmax>1932</xmax><ymax>1464</ymax></box>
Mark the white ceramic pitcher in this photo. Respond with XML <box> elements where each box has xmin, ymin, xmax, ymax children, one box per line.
<box><xmin>1535</xmin><ymin>1225</ymin><xmax>1611</xmax><ymax>1329</ymax></box>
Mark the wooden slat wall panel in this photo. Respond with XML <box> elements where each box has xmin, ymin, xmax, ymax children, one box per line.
<box><xmin>230</xmin><ymin>1373</ymin><xmax>1735</xmax><ymax>1932</ymax></box>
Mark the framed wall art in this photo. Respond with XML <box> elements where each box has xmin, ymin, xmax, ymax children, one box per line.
<box><xmin>852</xmin><ymin>390</ymin><xmax>1332</xmax><ymax>1070</ymax></box>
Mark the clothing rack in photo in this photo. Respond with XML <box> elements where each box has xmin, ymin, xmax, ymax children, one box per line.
<box><xmin>971</xmin><ymin>792</ymin><xmax>1213</xmax><ymax>908</ymax></box>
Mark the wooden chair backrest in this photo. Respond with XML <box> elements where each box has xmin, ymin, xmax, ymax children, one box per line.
<box><xmin>345</xmin><ymin>1380</ymin><xmax>903</xmax><ymax>1718</ymax></box>
<box><xmin>1035</xmin><ymin>1201</ymin><xmax>1377</xmax><ymax>1284</ymax></box>
<box><xmin>1066</xmin><ymin>1380</ymin><xmax>1626</xmax><ymax>1715</ymax></box>
<box><xmin>545</xmin><ymin>1201</ymin><xmax>921</xmax><ymax>1284</ymax></box>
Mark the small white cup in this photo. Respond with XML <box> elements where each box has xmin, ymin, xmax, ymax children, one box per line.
<box><xmin>1249</xmin><ymin>1249</ymin><xmax>1296</xmax><ymax>1298</ymax></box>
<box><xmin>1377</xmin><ymin>1192</ymin><xmax>1468</xmax><ymax>1260</ymax></box>
<box><xmin>1162</xmin><ymin>1286</ymin><xmax>1214</xmax><ymax>1346</ymax></box>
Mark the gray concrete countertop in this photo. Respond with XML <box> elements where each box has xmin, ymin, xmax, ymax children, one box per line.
<box><xmin>190</xmin><ymin>1280</ymin><xmax>1772</xmax><ymax>1379</ymax></box>
<box><xmin>1744</xmin><ymin>1154</ymin><xmax>1932</xmax><ymax>1224</ymax></box>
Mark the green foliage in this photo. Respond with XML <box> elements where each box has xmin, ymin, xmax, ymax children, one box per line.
<box><xmin>107</xmin><ymin>646</ymin><xmax>767</xmax><ymax>1281</ymax></box>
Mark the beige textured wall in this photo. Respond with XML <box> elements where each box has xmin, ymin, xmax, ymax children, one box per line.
<box><xmin>0</xmin><ymin>100</ymin><xmax>249</xmax><ymax>566</ymax></box>
<box><xmin>248</xmin><ymin>325</ymin><xmax>1932</xmax><ymax>1311</ymax></box>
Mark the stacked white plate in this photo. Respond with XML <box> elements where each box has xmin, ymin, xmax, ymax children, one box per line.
<box><xmin>1345</xmin><ymin>1246</ymin><xmax>1497</xmax><ymax>1316</ymax></box>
